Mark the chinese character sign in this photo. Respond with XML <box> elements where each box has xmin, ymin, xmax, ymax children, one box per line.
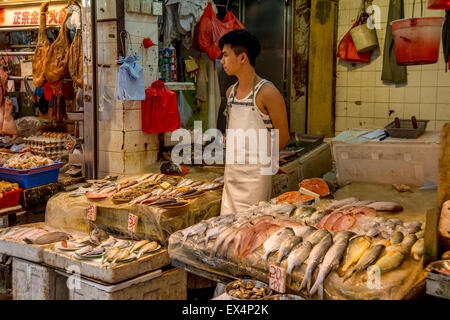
<box><xmin>128</xmin><ymin>213</ymin><xmax>138</xmax><ymax>233</ymax></box>
<box><xmin>0</xmin><ymin>5</ymin><xmax>65</xmax><ymax>27</ymax></box>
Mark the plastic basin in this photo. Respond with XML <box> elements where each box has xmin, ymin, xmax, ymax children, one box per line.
<box><xmin>391</xmin><ymin>17</ymin><xmax>445</xmax><ymax>65</ymax></box>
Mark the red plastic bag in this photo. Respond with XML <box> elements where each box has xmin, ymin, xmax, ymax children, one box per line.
<box><xmin>193</xmin><ymin>3</ymin><xmax>245</xmax><ymax>60</ymax></box>
<box><xmin>337</xmin><ymin>20</ymin><xmax>371</xmax><ymax>63</ymax></box>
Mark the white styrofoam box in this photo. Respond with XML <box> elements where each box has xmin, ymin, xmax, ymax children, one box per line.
<box><xmin>55</xmin><ymin>268</ymin><xmax>186</xmax><ymax>300</ymax></box>
<box><xmin>332</xmin><ymin>132</ymin><xmax>440</xmax><ymax>187</ymax></box>
<box><xmin>152</xmin><ymin>1</ymin><xmax>163</xmax><ymax>15</ymax></box>
<box><xmin>12</xmin><ymin>258</ymin><xmax>57</xmax><ymax>300</ymax></box>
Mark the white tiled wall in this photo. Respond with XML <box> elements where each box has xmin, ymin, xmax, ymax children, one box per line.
<box><xmin>336</xmin><ymin>0</ymin><xmax>450</xmax><ymax>136</ymax></box>
<box><xmin>97</xmin><ymin>2</ymin><xmax>160</xmax><ymax>176</ymax></box>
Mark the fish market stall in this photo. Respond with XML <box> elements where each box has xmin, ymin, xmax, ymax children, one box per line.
<box><xmin>168</xmin><ymin>180</ymin><xmax>434</xmax><ymax>300</ymax></box>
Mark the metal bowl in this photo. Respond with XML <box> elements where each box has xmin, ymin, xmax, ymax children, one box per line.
<box><xmin>225</xmin><ymin>279</ymin><xmax>272</xmax><ymax>300</ymax></box>
<box><xmin>426</xmin><ymin>260</ymin><xmax>450</xmax><ymax>277</ymax></box>
<box><xmin>263</xmin><ymin>294</ymin><xmax>305</xmax><ymax>300</ymax></box>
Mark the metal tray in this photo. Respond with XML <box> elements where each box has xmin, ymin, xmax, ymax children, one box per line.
<box><xmin>384</xmin><ymin>119</ymin><xmax>429</xmax><ymax>139</ymax></box>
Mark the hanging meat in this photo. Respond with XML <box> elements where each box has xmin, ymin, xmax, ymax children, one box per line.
<box><xmin>2</xmin><ymin>99</ymin><xmax>18</xmax><ymax>137</ymax></box>
<box><xmin>0</xmin><ymin>69</ymin><xmax>8</xmax><ymax>132</ymax></box>
<box><xmin>68</xmin><ymin>28</ymin><xmax>83</xmax><ymax>88</ymax></box>
<box><xmin>49</xmin><ymin>80</ymin><xmax>66</xmax><ymax>121</ymax></box>
<box><xmin>44</xmin><ymin>10</ymin><xmax>71</xmax><ymax>83</ymax></box>
<box><xmin>32</xmin><ymin>1</ymin><xmax>51</xmax><ymax>88</ymax></box>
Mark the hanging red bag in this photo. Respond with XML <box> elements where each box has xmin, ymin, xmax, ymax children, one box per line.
<box><xmin>141</xmin><ymin>80</ymin><xmax>180</xmax><ymax>134</ymax></box>
<box><xmin>337</xmin><ymin>19</ymin><xmax>371</xmax><ymax>63</ymax></box>
<box><xmin>193</xmin><ymin>3</ymin><xmax>245</xmax><ymax>60</ymax></box>
<box><xmin>222</xmin><ymin>11</ymin><xmax>245</xmax><ymax>29</ymax></box>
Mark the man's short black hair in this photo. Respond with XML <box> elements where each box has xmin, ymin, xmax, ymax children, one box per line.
<box><xmin>218</xmin><ymin>29</ymin><xmax>261</xmax><ymax>67</ymax></box>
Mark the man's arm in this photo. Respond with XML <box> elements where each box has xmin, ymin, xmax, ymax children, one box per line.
<box><xmin>258</xmin><ymin>84</ymin><xmax>290</xmax><ymax>151</ymax></box>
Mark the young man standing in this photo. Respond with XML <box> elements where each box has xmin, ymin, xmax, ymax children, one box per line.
<box><xmin>218</xmin><ymin>29</ymin><xmax>290</xmax><ymax>216</ymax></box>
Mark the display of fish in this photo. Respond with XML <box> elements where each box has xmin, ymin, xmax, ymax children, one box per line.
<box><xmin>110</xmin><ymin>249</ymin><xmax>131</xmax><ymax>267</ymax></box>
<box><xmin>411</xmin><ymin>238</ymin><xmax>424</xmax><ymax>261</ymax></box>
<box><xmin>100</xmin><ymin>237</ymin><xmax>117</xmax><ymax>248</ymax></box>
<box><xmin>128</xmin><ymin>193</ymin><xmax>152</xmax><ymax>205</ymax></box>
<box><xmin>239</xmin><ymin>222</ymin><xmax>283</xmax><ymax>258</ymax></box>
<box><xmin>300</xmin><ymin>233</ymin><xmax>333</xmax><ymax>292</ymax></box>
<box><xmin>210</xmin><ymin>225</ymin><xmax>239</xmax><ymax>258</ymax></box>
<box><xmin>338</xmin><ymin>235</ymin><xmax>371</xmax><ymax>277</ymax></box>
<box><xmin>390</xmin><ymin>231</ymin><xmax>404</xmax><ymax>245</ymax></box>
<box><xmin>24</xmin><ymin>232</ymin><xmax>70</xmax><ymax>245</ymax></box>
<box><xmin>286</xmin><ymin>241</ymin><xmax>313</xmax><ymax>284</ymax></box>
<box><xmin>113</xmin><ymin>239</ymin><xmax>131</xmax><ymax>249</ymax></box>
<box><xmin>262</xmin><ymin>227</ymin><xmax>295</xmax><ymax>262</ymax></box>
<box><xmin>232</xmin><ymin>223</ymin><xmax>254</xmax><ymax>258</ymax></box>
<box><xmin>130</xmin><ymin>240</ymin><xmax>150</xmax><ymax>253</ymax></box>
<box><xmin>198</xmin><ymin>225</ymin><xmax>230</xmax><ymax>248</ymax></box>
<box><xmin>307</xmin><ymin>211</ymin><xmax>326</xmax><ymax>226</ymax></box>
<box><xmin>309</xmin><ymin>231</ymin><xmax>352</xmax><ymax>299</ymax></box>
<box><xmin>75</xmin><ymin>245</ymin><xmax>93</xmax><ymax>256</ymax></box>
<box><xmin>137</xmin><ymin>241</ymin><xmax>158</xmax><ymax>258</ymax></box>
<box><xmin>326</xmin><ymin>197</ymin><xmax>359</xmax><ymax>210</ymax></box>
<box><xmin>87</xmin><ymin>246</ymin><xmax>105</xmax><ymax>256</ymax></box>
<box><xmin>276</xmin><ymin>236</ymin><xmax>301</xmax><ymax>264</ymax></box>
<box><xmin>343</xmin><ymin>244</ymin><xmax>385</xmax><ymax>280</ymax></box>
<box><xmin>292</xmin><ymin>226</ymin><xmax>316</xmax><ymax>240</ymax></box>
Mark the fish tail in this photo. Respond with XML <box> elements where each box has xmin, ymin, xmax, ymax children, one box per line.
<box><xmin>262</xmin><ymin>252</ymin><xmax>269</xmax><ymax>263</ymax></box>
<box><xmin>309</xmin><ymin>273</ymin><xmax>322</xmax><ymax>297</ymax></box>
<box><xmin>343</xmin><ymin>267</ymin><xmax>356</xmax><ymax>281</ymax></box>
<box><xmin>300</xmin><ymin>268</ymin><xmax>311</xmax><ymax>291</ymax></box>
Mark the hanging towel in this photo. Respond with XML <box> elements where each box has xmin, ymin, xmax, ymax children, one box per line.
<box><xmin>443</xmin><ymin>10</ymin><xmax>450</xmax><ymax>71</ymax></box>
<box><xmin>381</xmin><ymin>0</ymin><xmax>407</xmax><ymax>84</ymax></box>
<box><xmin>115</xmin><ymin>54</ymin><xmax>145</xmax><ymax>100</ymax></box>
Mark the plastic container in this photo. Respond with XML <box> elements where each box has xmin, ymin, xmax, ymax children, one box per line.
<box><xmin>0</xmin><ymin>162</ymin><xmax>63</xmax><ymax>174</ymax></box>
<box><xmin>0</xmin><ymin>188</ymin><xmax>23</xmax><ymax>210</ymax></box>
<box><xmin>391</xmin><ymin>17</ymin><xmax>445</xmax><ymax>65</ymax></box>
<box><xmin>350</xmin><ymin>23</ymin><xmax>378</xmax><ymax>53</ymax></box>
<box><xmin>385</xmin><ymin>119</ymin><xmax>429</xmax><ymax>139</ymax></box>
<box><xmin>0</xmin><ymin>166</ymin><xmax>61</xmax><ymax>188</ymax></box>
<box><xmin>428</xmin><ymin>0</ymin><xmax>450</xmax><ymax>9</ymax></box>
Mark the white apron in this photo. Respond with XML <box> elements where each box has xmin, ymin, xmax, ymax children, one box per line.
<box><xmin>220</xmin><ymin>79</ymin><xmax>274</xmax><ymax>216</ymax></box>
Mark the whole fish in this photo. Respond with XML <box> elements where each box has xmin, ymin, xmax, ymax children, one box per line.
<box><xmin>286</xmin><ymin>241</ymin><xmax>313</xmax><ymax>284</ymax></box>
<box><xmin>232</xmin><ymin>223</ymin><xmax>255</xmax><ymax>257</ymax></box>
<box><xmin>100</xmin><ymin>237</ymin><xmax>117</xmax><ymax>248</ymax></box>
<box><xmin>411</xmin><ymin>238</ymin><xmax>424</xmax><ymax>261</ymax></box>
<box><xmin>24</xmin><ymin>232</ymin><xmax>70</xmax><ymax>245</ymax></box>
<box><xmin>110</xmin><ymin>249</ymin><xmax>131</xmax><ymax>267</ymax></box>
<box><xmin>240</xmin><ymin>222</ymin><xmax>283</xmax><ymax>258</ymax></box>
<box><xmin>198</xmin><ymin>225</ymin><xmax>229</xmax><ymax>248</ymax></box>
<box><xmin>338</xmin><ymin>235</ymin><xmax>371</xmax><ymax>277</ymax></box>
<box><xmin>137</xmin><ymin>241</ymin><xmax>159</xmax><ymax>258</ymax></box>
<box><xmin>128</xmin><ymin>193</ymin><xmax>152</xmax><ymax>205</ymax></box>
<box><xmin>1</xmin><ymin>227</ymin><xmax>22</xmax><ymax>237</ymax></box>
<box><xmin>130</xmin><ymin>240</ymin><xmax>150</xmax><ymax>253</ymax></box>
<box><xmin>402</xmin><ymin>234</ymin><xmax>418</xmax><ymax>250</ymax></box>
<box><xmin>87</xmin><ymin>246</ymin><xmax>105</xmax><ymax>256</ymax></box>
<box><xmin>102</xmin><ymin>248</ymin><xmax>119</xmax><ymax>264</ymax></box>
<box><xmin>292</xmin><ymin>226</ymin><xmax>316</xmax><ymax>240</ymax></box>
<box><xmin>262</xmin><ymin>227</ymin><xmax>295</xmax><ymax>262</ymax></box>
<box><xmin>390</xmin><ymin>231</ymin><xmax>404</xmax><ymax>245</ymax></box>
<box><xmin>309</xmin><ymin>232</ymin><xmax>351</xmax><ymax>299</ymax></box>
<box><xmin>364</xmin><ymin>250</ymin><xmax>406</xmax><ymax>280</ymax></box>
<box><xmin>326</xmin><ymin>197</ymin><xmax>359</xmax><ymax>210</ymax></box>
<box><xmin>307</xmin><ymin>212</ymin><xmax>326</xmax><ymax>226</ymax></box>
<box><xmin>180</xmin><ymin>222</ymin><xmax>208</xmax><ymax>246</ymax></box>
<box><xmin>210</xmin><ymin>225</ymin><xmax>239</xmax><ymax>258</ymax></box>
<box><xmin>276</xmin><ymin>236</ymin><xmax>301</xmax><ymax>264</ymax></box>
<box><xmin>343</xmin><ymin>244</ymin><xmax>385</xmax><ymax>280</ymax></box>
<box><xmin>415</xmin><ymin>230</ymin><xmax>424</xmax><ymax>239</ymax></box>
<box><xmin>305</xmin><ymin>229</ymin><xmax>330</xmax><ymax>246</ymax></box>
<box><xmin>367</xmin><ymin>202</ymin><xmax>403</xmax><ymax>212</ymax></box>
<box><xmin>300</xmin><ymin>233</ymin><xmax>333</xmax><ymax>292</ymax></box>
<box><xmin>75</xmin><ymin>245</ymin><xmax>93</xmax><ymax>256</ymax></box>
<box><xmin>113</xmin><ymin>239</ymin><xmax>131</xmax><ymax>249</ymax></box>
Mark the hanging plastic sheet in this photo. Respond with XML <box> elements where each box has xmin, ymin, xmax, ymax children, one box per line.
<box><xmin>115</xmin><ymin>54</ymin><xmax>146</xmax><ymax>101</ymax></box>
<box><xmin>178</xmin><ymin>91</ymin><xmax>193</xmax><ymax>127</ymax></box>
<box><xmin>98</xmin><ymin>66</ymin><xmax>114</xmax><ymax>121</ymax></box>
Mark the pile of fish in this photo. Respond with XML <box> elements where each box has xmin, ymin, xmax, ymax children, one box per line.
<box><xmin>74</xmin><ymin>173</ymin><xmax>223</xmax><ymax>208</ymax></box>
<box><xmin>0</xmin><ymin>226</ymin><xmax>71</xmax><ymax>245</ymax></box>
<box><xmin>57</xmin><ymin>228</ymin><xmax>161</xmax><ymax>268</ymax></box>
<box><xmin>172</xmin><ymin>207</ymin><xmax>425</xmax><ymax>299</ymax></box>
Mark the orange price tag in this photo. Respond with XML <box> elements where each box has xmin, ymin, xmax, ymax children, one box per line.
<box><xmin>127</xmin><ymin>213</ymin><xmax>138</xmax><ymax>233</ymax></box>
<box><xmin>269</xmin><ymin>264</ymin><xmax>286</xmax><ymax>293</ymax></box>
<box><xmin>86</xmin><ymin>204</ymin><xmax>97</xmax><ymax>221</ymax></box>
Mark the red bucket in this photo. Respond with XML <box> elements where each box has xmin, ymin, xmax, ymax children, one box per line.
<box><xmin>428</xmin><ymin>0</ymin><xmax>450</xmax><ymax>9</ymax></box>
<box><xmin>391</xmin><ymin>17</ymin><xmax>445</xmax><ymax>65</ymax></box>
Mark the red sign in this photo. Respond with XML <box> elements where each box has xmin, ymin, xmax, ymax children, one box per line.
<box><xmin>128</xmin><ymin>213</ymin><xmax>138</xmax><ymax>233</ymax></box>
<box><xmin>269</xmin><ymin>264</ymin><xmax>287</xmax><ymax>293</ymax></box>
<box><xmin>86</xmin><ymin>204</ymin><xmax>97</xmax><ymax>221</ymax></box>
<box><xmin>0</xmin><ymin>5</ymin><xmax>66</xmax><ymax>27</ymax></box>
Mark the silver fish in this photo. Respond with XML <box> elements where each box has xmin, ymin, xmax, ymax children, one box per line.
<box><xmin>286</xmin><ymin>241</ymin><xmax>313</xmax><ymax>284</ymax></box>
<box><xmin>277</xmin><ymin>236</ymin><xmax>301</xmax><ymax>264</ymax></box>
<box><xmin>24</xmin><ymin>232</ymin><xmax>70</xmax><ymax>245</ymax></box>
<box><xmin>75</xmin><ymin>245</ymin><xmax>93</xmax><ymax>256</ymax></box>
<box><xmin>390</xmin><ymin>231</ymin><xmax>404</xmax><ymax>245</ymax></box>
<box><xmin>180</xmin><ymin>222</ymin><xmax>208</xmax><ymax>246</ymax></box>
<box><xmin>326</xmin><ymin>197</ymin><xmax>359</xmax><ymax>210</ymax></box>
<box><xmin>113</xmin><ymin>239</ymin><xmax>131</xmax><ymax>249</ymax></box>
<box><xmin>305</xmin><ymin>229</ymin><xmax>330</xmax><ymax>246</ymax></box>
<box><xmin>307</xmin><ymin>212</ymin><xmax>326</xmax><ymax>226</ymax></box>
<box><xmin>292</xmin><ymin>226</ymin><xmax>316</xmax><ymax>240</ymax></box>
<box><xmin>310</xmin><ymin>232</ymin><xmax>351</xmax><ymax>299</ymax></box>
<box><xmin>198</xmin><ymin>225</ymin><xmax>229</xmax><ymax>247</ymax></box>
<box><xmin>262</xmin><ymin>227</ymin><xmax>295</xmax><ymax>262</ymax></box>
<box><xmin>210</xmin><ymin>225</ymin><xmax>239</xmax><ymax>258</ymax></box>
<box><xmin>300</xmin><ymin>233</ymin><xmax>333</xmax><ymax>292</ymax></box>
<box><xmin>87</xmin><ymin>246</ymin><xmax>105</xmax><ymax>256</ymax></box>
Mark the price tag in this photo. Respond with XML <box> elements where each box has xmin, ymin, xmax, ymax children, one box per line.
<box><xmin>86</xmin><ymin>204</ymin><xmax>97</xmax><ymax>221</ymax></box>
<box><xmin>128</xmin><ymin>213</ymin><xmax>138</xmax><ymax>233</ymax></box>
<box><xmin>269</xmin><ymin>264</ymin><xmax>287</xmax><ymax>293</ymax></box>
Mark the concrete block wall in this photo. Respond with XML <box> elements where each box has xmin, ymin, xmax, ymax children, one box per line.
<box><xmin>97</xmin><ymin>0</ymin><xmax>159</xmax><ymax>177</ymax></box>
<box><xmin>335</xmin><ymin>0</ymin><xmax>450</xmax><ymax>136</ymax></box>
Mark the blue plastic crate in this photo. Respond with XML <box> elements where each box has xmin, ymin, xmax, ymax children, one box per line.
<box><xmin>0</xmin><ymin>166</ymin><xmax>61</xmax><ymax>188</ymax></box>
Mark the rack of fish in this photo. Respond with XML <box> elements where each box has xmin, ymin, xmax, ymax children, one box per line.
<box><xmin>0</xmin><ymin>225</ymin><xmax>162</xmax><ymax>268</ymax></box>
<box><xmin>169</xmin><ymin>200</ymin><xmax>425</xmax><ymax>299</ymax></box>
<box><xmin>69</xmin><ymin>173</ymin><xmax>223</xmax><ymax>208</ymax></box>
